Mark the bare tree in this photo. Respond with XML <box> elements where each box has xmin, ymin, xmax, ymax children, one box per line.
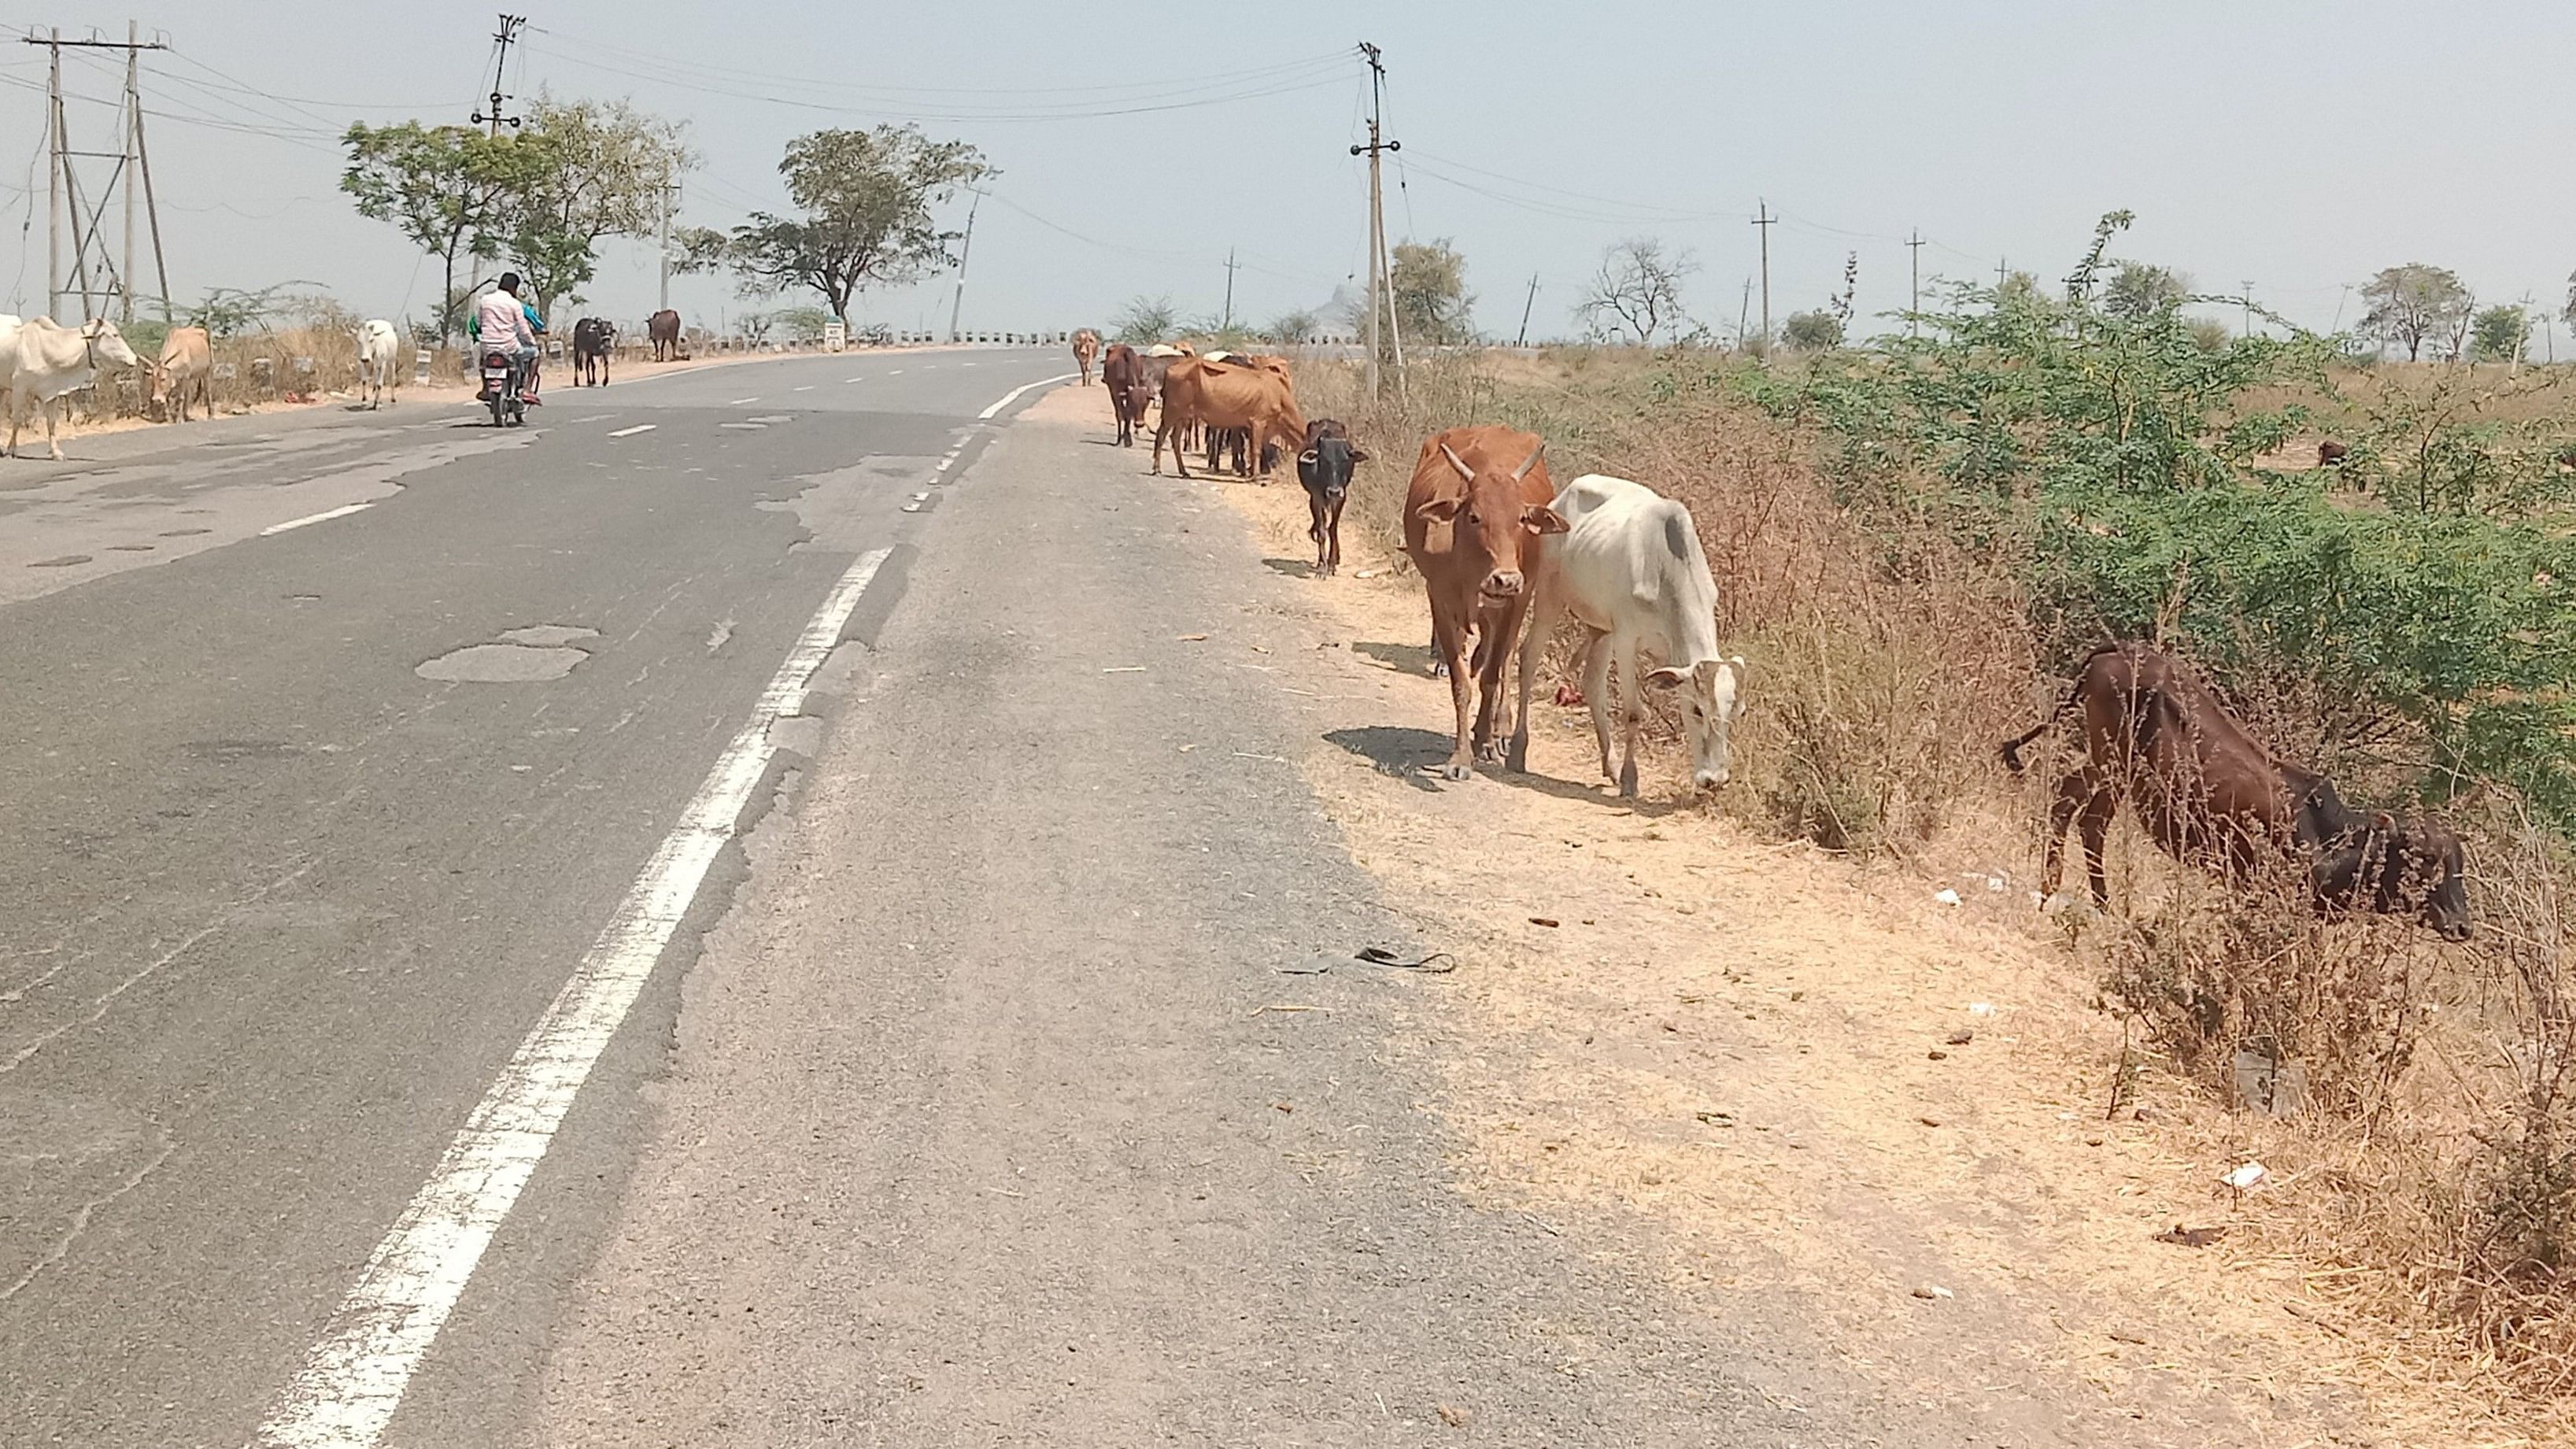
<box><xmin>1576</xmin><ymin>238</ymin><xmax>1695</xmax><ymax>346</ymax></box>
<box><xmin>2360</xmin><ymin>263</ymin><xmax>2471</xmax><ymax>362</ymax></box>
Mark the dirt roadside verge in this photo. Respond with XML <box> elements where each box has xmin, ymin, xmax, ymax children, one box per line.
<box><xmin>1026</xmin><ymin>379</ymin><xmax>2545</xmax><ymax>1447</ymax></box>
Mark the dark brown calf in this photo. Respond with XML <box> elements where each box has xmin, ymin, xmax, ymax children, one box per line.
<box><xmin>2001</xmin><ymin>641</ymin><xmax>2471</xmax><ymax>938</ymax></box>
<box><xmin>2317</xmin><ymin>439</ymin><xmax>2349</xmax><ymax>468</ymax></box>
<box><xmin>1100</xmin><ymin>344</ymin><xmax>1149</xmax><ymax>447</ymax></box>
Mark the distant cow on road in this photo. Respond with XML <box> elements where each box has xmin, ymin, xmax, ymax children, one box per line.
<box><xmin>1101</xmin><ymin>343</ymin><xmax>1149</xmax><ymax>447</ymax></box>
<box><xmin>1072</xmin><ymin>328</ymin><xmax>1100</xmax><ymax>386</ymax></box>
<box><xmin>2001</xmin><ymin>641</ymin><xmax>2472</xmax><ymax>938</ymax></box>
<box><xmin>354</xmin><ymin>318</ymin><xmax>401</xmax><ymax>409</ymax></box>
<box><xmin>1153</xmin><ymin>354</ymin><xmax>1305</xmax><ymax>481</ymax></box>
<box><xmin>573</xmin><ymin>318</ymin><xmax>615</xmax><ymax>386</ymax></box>
<box><xmin>152</xmin><ymin>325</ymin><xmax>213</xmax><ymax>422</ymax></box>
<box><xmin>648</xmin><ymin>309</ymin><xmax>683</xmax><ymax>362</ymax></box>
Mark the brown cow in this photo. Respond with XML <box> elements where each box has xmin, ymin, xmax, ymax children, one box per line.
<box><xmin>1405</xmin><ymin>426</ymin><xmax>1564</xmax><ymax>780</ymax></box>
<box><xmin>1153</xmin><ymin>354</ymin><xmax>1306</xmax><ymax>481</ymax></box>
<box><xmin>1072</xmin><ymin>328</ymin><xmax>1100</xmax><ymax>386</ymax></box>
<box><xmin>648</xmin><ymin>309</ymin><xmax>683</xmax><ymax>362</ymax></box>
<box><xmin>1100</xmin><ymin>343</ymin><xmax>1150</xmax><ymax>447</ymax></box>
<box><xmin>2001</xmin><ymin>641</ymin><xmax>2471</xmax><ymax>939</ymax></box>
<box><xmin>2317</xmin><ymin>439</ymin><xmax>2349</xmax><ymax>468</ymax></box>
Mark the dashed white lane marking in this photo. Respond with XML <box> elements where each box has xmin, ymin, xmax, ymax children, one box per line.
<box><xmin>886</xmin><ymin>368</ymin><xmax>904</xmax><ymax>375</ymax></box>
<box><xmin>978</xmin><ymin>372</ymin><xmax>1081</xmax><ymax>420</ymax></box>
<box><xmin>605</xmin><ymin>423</ymin><xmax>656</xmax><ymax>438</ymax></box>
<box><xmin>254</xmin><ymin>548</ymin><xmax>896</xmax><ymax>1449</ymax></box>
<box><xmin>726</xmin><ymin>396</ymin><xmax>759</xmax><ymax>405</ymax></box>
<box><xmin>792</xmin><ymin>385</ymin><xmax>814</xmax><ymax>392</ymax></box>
<box><xmin>959</xmin><ymin>361</ymin><xmax>978</xmax><ymax>368</ymax></box>
<box><xmin>719</xmin><ymin>422</ymin><xmax>766</xmax><ymax>430</ymax></box>
<box><xmin>261</xmin><ymin>503</ymin><xmax>374</xmax><ymax>536</ymax></box>
<box><xmin>843</xmin><ymin>375</ymin><xmax>866</xmax><ymax>383</ymax></box>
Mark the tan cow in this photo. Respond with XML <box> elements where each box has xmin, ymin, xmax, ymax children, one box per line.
<box><xmin>1405</xmin><ymin>425</ymin><xmax>1563</xmax><ymax>780</ymax></box>
<box><xmin>1071</xmin><ymin>328</ymin><xmax>1100</xmax><ymax>386</ymax></box>
<box><xmin>150</xmin><ymin>326</ymin><xmax>213</xmax><ymax>422</ymax></box>
<box><xmin>1151</xmin><ymin>354</ymin><xmax>1306</xmax><ymax>481</ymax></box>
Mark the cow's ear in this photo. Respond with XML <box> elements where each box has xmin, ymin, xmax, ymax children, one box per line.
<box><xmin>1524</xmin><ymin>505</ymin><xmax>1571</xmax><ymax>534</ymax></box>
<box><xmin>1416</xmin><ymin>496</ymin><xmax>1463</xmax><ymax>523</ymax></box>
<box><xmin>1348</xmin><ymin>448</ymin><xmax>1369</xmax><ymax>466</ymax></box>
<box><xmin>1644</xmin><ymin>667</ymin><xmax>1688</xmax><ymax>690</ymax></box>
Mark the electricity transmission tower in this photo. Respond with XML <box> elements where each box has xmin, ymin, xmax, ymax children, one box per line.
<box><xmin>471</xmin><ymin>15</ymin><xmax>527</xmax><ymax>135</ymax></box>
<box><xmin>27</xmin><ymin>21</ymin><xmax>171</xmax><ymax>324</ymax></box>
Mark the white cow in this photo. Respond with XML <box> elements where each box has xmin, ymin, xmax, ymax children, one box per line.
<box><xmin>7</xmin><ymin>316</ymin><xmax>141</xmax><ymax>460</ymax></box>
<box><xmin>355</xmin><ymin>318</ymin><xmax>401</xmax><ymax>408</ymax></box>
<box><xmin>1510</xmin><ymin>473</ymin><xmax>1746</xmax><ymax>795</ymax></box>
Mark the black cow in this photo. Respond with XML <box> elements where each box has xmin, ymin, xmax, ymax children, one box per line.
<box><xmin>572</xmin><ymin>318</ymin><xmax>615</xmax><ymax>386</ymax></box>
<box><xmin>1295</xmin><ymin>419</ymin><xmax>1366</xmax><ymax>578</ymax></box>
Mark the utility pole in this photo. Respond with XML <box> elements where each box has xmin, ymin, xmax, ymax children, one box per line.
<box><xmin>471</xmin><ymin>15</ymin><xmax>526</xmax><ymax>135</ymax></box>
<box><xmin>1221</xmin><ymin>247</ymin><xmax>1239</xmax><ymax>331</ymax></box>
<box><xmin>656</xmin><ymin>175</ymin><xmax>675</xmax><ymax>313</ymax></box>
<box><xmin>946</xmin><ymin>186</ymin><xmax>982</xmax><ymax>342</ymax></box>
<box><xmin>1996</xmin><ymin>258</ymin><xmax>2009</xmax><ymax>289</ymax></box>
<box><xmin>1515</xmin><ymin>272</ymin><xmax>1539</xmax><ymax>346</ymax></box>
<box><xmin>1751</xmin><ymin>200</ymin><xmax>1775</xmax><ymax>352</ymax></box>
<box><xmin>28</xmin><ymin>23</ymin><xmax>168</xmax><ymax>323</ymax></box>
<box><xmin>2242</xmin><ymin>281</ymin><xmax>2256</xmax><ymax>339</ymax></box>
<box><xmin>1905</xmin><ymin>230</ymin><xmax>1924</xmax><ymax>338</ymax></box>
<box><xmin>1349</xmin><ymin>41</ymin><xmax>1399</xmax><ymax>399</ymax></box>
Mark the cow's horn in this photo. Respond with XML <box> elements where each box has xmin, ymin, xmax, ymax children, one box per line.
<box><xmin>1511</xmin><ymin>442</ymin><xmax>1547</xmax><ymax>482</ymax></box>
<box><xmin>1440</xmin><ymin>443</ymin><xmax>1474</xmax><ymax>482</ymax></box>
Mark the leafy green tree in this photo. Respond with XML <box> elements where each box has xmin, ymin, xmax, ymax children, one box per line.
<box><xmin>340</xmin><ymin>122</ymin><xmax>534</xmax><ymax>340</ymax></box>
<box><xmin>2361</xmin><ymin>263</ymin><xmax>2471</xmax><ymax>361</ymax></box>
<box><xmin>2472</xmin><ymin>304</ymin><xmax>2530</xmax><ymax>363</ymax></box>
<box><xmin>1390</xmin><ymin>238</ymin><xmax>1476</xmax><ymax>346</ymax></box>
<box><xmin>1780</xmin><ymin>309</ymin><xmax>1843</xmax><ymax>349</ymax></box>
<box><xmin>770</xmin><ymin>305</ymin><xmax>833</xmax><ymax>342</ymax></box>
<box><xmin>507</xmin><ymin>98</ymin><xmax>693</xmax><ymax>320</ymax></box>
<box><xmin>679</xmin><ymin>125</ymin><xmax>991</xmax><ymax>326</ymax></box>
<box><xmin>2102</xmin><ymin>261</ymin><xmax>2190</xmax><ymax>320</ymax></box>
<box><xmin>1112</xmin><ymin>294</ymin><xmax>1177</xmax><ymax>343</ymax></box>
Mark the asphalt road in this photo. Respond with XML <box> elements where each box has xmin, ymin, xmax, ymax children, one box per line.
<box><xmin>0</xmin><ymin>346</ymin><xmax>1074</xmax><ymax>1449</ymax></box>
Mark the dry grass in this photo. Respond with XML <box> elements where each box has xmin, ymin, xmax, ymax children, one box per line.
<box><xmin>1255</xmin><ymin>345</ymin><xmax>2576</xmax><ymax>1434</ymax></box>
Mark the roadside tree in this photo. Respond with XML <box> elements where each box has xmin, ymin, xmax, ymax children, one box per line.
<box><xmin>2360</xmin><ymin>263</ymin><xmax>2471</xmax><ymax>361</ymax></box>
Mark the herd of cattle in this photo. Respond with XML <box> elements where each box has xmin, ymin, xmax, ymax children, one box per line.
<box><xmin>1066</xmin><ymin>331</ymin><xmax>2477</xmax><ymax>941</ymax></box>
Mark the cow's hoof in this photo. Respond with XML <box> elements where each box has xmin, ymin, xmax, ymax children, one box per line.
<box><xmin>1506</xmin><ymin>737</ymin><xmax>1529</xmax><ymax>773</ymax></box>
<box><xmin>1617</xmin><ymin>764</ymin><xmax>1640</xmax><ymax>797</ymax></box>
<box><xmin>1438</xmin><ymin>760</ymin><xmax>1473</xmax><ymax>782</ymax></box>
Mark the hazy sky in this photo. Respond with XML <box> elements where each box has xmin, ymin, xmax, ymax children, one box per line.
<box><xmin>4</xmin><ymin>2</ymin><xmax>2570</xmax><ymax>345</ymax></box>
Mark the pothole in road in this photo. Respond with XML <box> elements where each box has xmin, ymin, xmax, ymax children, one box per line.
<box><xmin>158</xmin><ymin>527</ymin><xmax>211</xmax><ymax>537</ymax></box>
<box><xmin>418</xmin><ymin>624</ymin><xmax>600</xmax><ymax>682</ymax></box>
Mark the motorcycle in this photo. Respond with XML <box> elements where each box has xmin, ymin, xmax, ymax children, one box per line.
<box><xmin>479</xmin><ymin>348</ymin><xmax>527</xmax><ymax>427</ymax></box>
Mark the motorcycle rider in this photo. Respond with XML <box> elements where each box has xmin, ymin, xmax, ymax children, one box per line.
<box><xmin>468</xmin><ymin>273</ymin><xmax>542</xmax><ymax>405</ymax></box>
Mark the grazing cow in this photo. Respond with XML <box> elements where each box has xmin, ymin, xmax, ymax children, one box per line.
<box><xmin>2000</xmin><ymin>641</ymin><xmax>2472</xmax><ymax>938</ymax></box>
<box><xmin>1405</xmin><ymin>425</ymin><xmax>1563</xmax><ymax>780</ymax></box>
<box><xmin>572</xmin><ymin>317</ymin><xmax>615</xmax><ymax>386</ymax></box>
<box><xmin>647</xmin><ymin>309</ymin><xmax>683</xmax><ymax>362</ymax></box>
<box><xmin>1101</xmin><ymin>343</ymin><xmax>1150</xmax><ymax>447</ymax></box>
<box><xmin>1295</xmin><ymin>418</ymin><xmax>1366</xmax><ymax>578</ymax></box>
<box><xmin>151</xmin><ymin>326</ymin><xmax>214</xmax><ymax>422</ymax></box>
<box><xmin>1512</xmin><ymin>473</ymin><xmax>1746</xmax><ymax>793</ymax></box>
<box><xmin>1153</xmin><ymin>354</ymin><xmax>1306</xmax><ymax>481</ymax></box>
<box><xmin>2317</xmin><ymin>439</ymin><xmax>2349</xmax><ymax>468</ymax></box>
<box><xmin>1072</xmin><ymin>328</ymin><xmax>1101</xmax><ymax>386</ymax></box>
<box><xmin>353</xmin><ymin>318</ymin><xmax>401</xmax><ymax>409</ymax></box>
<box><xmin>6</xmin><ymin>317</ymin><xmax>140</xmax><ymax>459</ymax></box>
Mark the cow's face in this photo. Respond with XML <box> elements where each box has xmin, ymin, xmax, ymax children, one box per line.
<box><xmin>1420</xmin><ymin>442</ymin><xmax>1563</xmax><ymax>600</ymax></box>
<box><xmin>1649</xmin><ymin>655</ymin><xmax>1747</xmax><ymax>790</ymax></box>
<box><xmin>87</xmin><ymin>320</ymin><xmax>139</xmax><ymax>370</ymax></box>
<box><xmin>1297</xmin><ymin>434</ymin><xmax>1367</xmax><ymax>504</ymax></box>
<box><xmin>2319</xmin><ymin>812</ymin><xmax>2472</xmax><ymax>941</ymax></box>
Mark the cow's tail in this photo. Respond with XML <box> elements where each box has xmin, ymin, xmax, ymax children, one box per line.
<box><xmin>2000</xmin><ymin>680</ymin><xmax>2086</xmax><ymax>774</ymax></box>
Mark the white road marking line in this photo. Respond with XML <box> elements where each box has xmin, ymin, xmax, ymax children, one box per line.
<box><xmin>565</xmin><ymin>414</ymin><xmax>618</xmax><ymax>423</ymax></box>
<box><xmin>727</xmin><ymin>396</ymin><xmax>759</xmax><ymax>405</ymax></box>
<box><xmin>261</xmin><ymin>503</ymin><xmax>374</xmax><ymax>536</ymax></box>
<box><xmin>886</xmin><ymin>368</ymin><xmax>904</xmax><ymax>375</ymax></box>
<box><xmin>959</xmin><ymin>361</ymin><xmax>977</xmax><ymax>368</ymax></box>
<box><xmin>978</xmin><ymin>372</ymin><xmax>1081</xmax><ymax>420</ymax></box>
<box><xmin>792</xmin><ymin>385</ymin><xmax>814</xmax><ymax>392</ymax></box>
<box><xmin>605</xmin><ymin>423</ymin><xmax>656</xmax><ymax>438</ymax></box>
<box><xmin>720</xmin><ymin>422</ymin><xmax>766</xmax><ymax>430</ymax></box>
<box><xmin>255</xmin><ymin>548</ymin><xmax>895</xmax><ymax>1449</ymax></box>
<box><xmin>843</xmin><ymin>375</ymin><xmax>866</xmax><ymax>383</ymax></box>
